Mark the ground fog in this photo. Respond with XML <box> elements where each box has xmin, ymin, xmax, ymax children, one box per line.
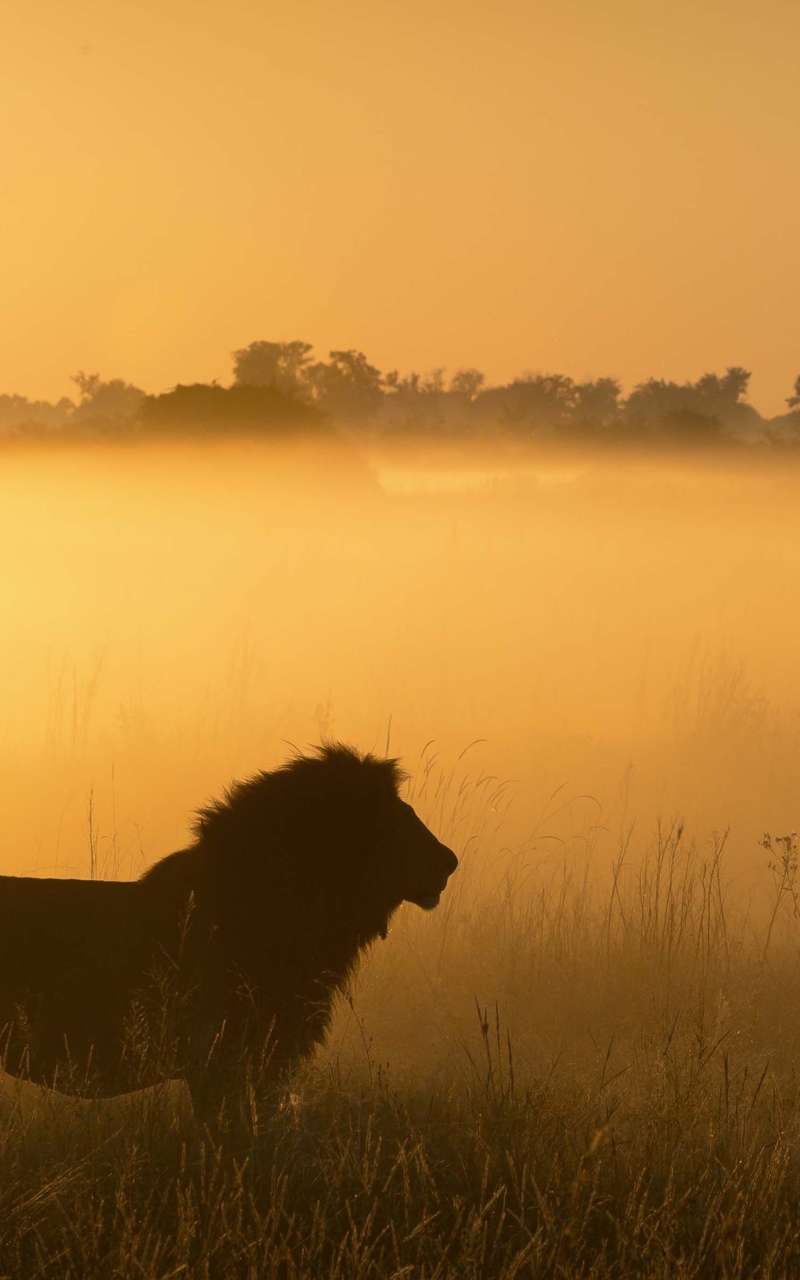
<box><xmin>3</xmin><ymin>440</ymin><xmax>800</xmax><ymax>1275</ymax></box>
<box><xmin>1</xmin><ymin>440</ymin><xmax>797</xmax><ymax>884</ymax></box>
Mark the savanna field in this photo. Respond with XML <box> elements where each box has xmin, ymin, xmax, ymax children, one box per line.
<box><xmin>4</xmin><ymin>439</ymin><xmax>800</xmax><ymax>1277</ymax></box>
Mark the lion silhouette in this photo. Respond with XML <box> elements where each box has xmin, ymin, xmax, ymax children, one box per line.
<box><xmin>0</xmin><ymin>744</ymin><xmax>458</xmax><ymax>1121</ymax></box>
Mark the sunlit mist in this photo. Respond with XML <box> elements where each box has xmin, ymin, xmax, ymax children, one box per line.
<box><xmin>1</xmin><ymin>438</ymin><xmax>797</xmax><ymax>890</ymax></box>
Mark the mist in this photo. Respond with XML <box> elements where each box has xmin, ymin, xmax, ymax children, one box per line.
<box><xmin>2</xmin><ymin>437</ymin><xmax>797</xmax><ymax>893</ymax></box>
<box><xmin>5</xmin><ymin>424</ymin><xmax>800</xmax><ymax>1271</ymax></box>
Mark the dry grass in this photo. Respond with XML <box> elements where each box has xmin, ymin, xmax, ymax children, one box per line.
<box><xmin>3</xmin><ymin>804</ymin><xmax>800</xmax><ymax>1278</ymax></box>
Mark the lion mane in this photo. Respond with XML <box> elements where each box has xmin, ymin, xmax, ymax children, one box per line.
<box><xmin>0</xmin><ymin>744</ymin><xmax>457</xmax><ymax>1121</ymax></box>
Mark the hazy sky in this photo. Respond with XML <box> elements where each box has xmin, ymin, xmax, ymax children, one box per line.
<box><xmin>3</xmin><ymin>0</ymin><xmax>798</xmax><ymax>413</ymax></box>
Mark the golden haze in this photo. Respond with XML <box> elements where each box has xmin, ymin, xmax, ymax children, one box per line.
<box><xmin>2</xmin><ymin>0</ymin><xmax>799</xmax><ymax>411</ymax></box>
<box><xmin>0</xmin><ymin>439</ymin><xmax>797</xmax><ymax>896</ymax></box>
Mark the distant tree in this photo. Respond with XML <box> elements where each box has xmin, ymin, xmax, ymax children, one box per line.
<box><xmin>475</xmin><ymin>373</ymin><xmax>577</xmax><ymax>432</ymax></box>
<box><xmin>70</xmin><ymin>375</ymin><xmax>146</xmax><ymax>434</ymax></box>
<box><xmin>384</xmin><ymin>371</ymin><xmax>420</xmax><ymax>394</ymax></box>
<box><xmin>380</xmin><ymin>371</ymin><xmax>425</xmax><ymax>431</ymax></box>
<box><xmin>305</xmin><ymin>350</ymin><xmax>384</xmax><ymax>420</ymax></box>
<box><xmin>693</xmin><ymin>366</ymin><xmax>752</xmax><ymax>407</ymax></box>
<box><xmin>421</xmin><ymin>368</ymin><xmax>446</xmax><ymax>394</ymax></box>
<box><xmin>71</xmin><ymin>371</ymin><xmax>102</xmax><ymax>402</ymax></box>
<box><xmin>762</xmin><ymin>373</ymin><xmax>800</xmax><ymax>443</ymax></box>
<box><xmin>380</xmin><ymin>366</ymin><xmax>467</xmax><ymax>433</ymax></box>
<box><xmin>138</xmin><ymin>382</ymin><xmax>324</xmax><ymax>436</ymax></box>
<box><xmin>0</xmin><ymin>393</ymin><xmax>74</xmax><ymax>436</ymax></box>
<box><xmin>623</xmin><ymin>367</ymin><xmax>758</xmax><ymax>440</ymax></box>
<box><xmin>387</xmin><ymin>367</ymin><xmax>478</xmax><ymax>399</ymax></box>
<box><xmin>571</xmin><ymin>378</ymin><xmax>622</xmax><ymax>432</ymax></box>
<box><xmin>623</xmin><ymin>379</ymin><xmax>719</xmax><ymax>437</ymax></box>
<box><xmin>231</xmin><ymin>340</ymin><xmax>314</xmax><ymax>395</ymax></box>
<box><xmin>449</xmin><ymin>368</ymin><xmax>485</xmax><ymax>398</ymax></box>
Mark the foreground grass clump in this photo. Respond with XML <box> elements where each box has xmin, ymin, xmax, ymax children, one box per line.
<box><xmin>3</xmin><ymin>824</ymin><xmax>800</xmax><ymax>1278</ymax></box>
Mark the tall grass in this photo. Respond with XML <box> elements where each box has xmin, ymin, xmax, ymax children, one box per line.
<box><xmin>4</xmin><ymin>800</ymin><xmax>800</xmax><ymax>1277</ymax></box>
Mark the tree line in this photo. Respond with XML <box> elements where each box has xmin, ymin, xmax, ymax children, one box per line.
<box><xmin>3</xmin><ymin>341</ymin><xmax>800</xmax><ymax>445</ymax></box>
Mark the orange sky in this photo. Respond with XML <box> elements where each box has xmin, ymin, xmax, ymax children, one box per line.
<box><xmin>2</xmin><ymin>0</ymin><xmax>799</xmax><ymax>414</ymax></box>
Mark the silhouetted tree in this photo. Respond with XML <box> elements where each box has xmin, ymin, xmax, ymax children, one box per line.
<box><xmin>623</xmin><ymin>367</ymin><xmax>758</xmax><ymax>440</ymax></box>
<box><xmin>381</xmin><ymin>368</ymin><xmax>617</xmax><ymax>438</ymax></box>
<box><xmin>381</xmin><ymin>368</ymin><xmax>460</xmax><ymax>432</ymax></box>
<box><xmin>71</xmin><ymin>371</ymin><xmax>102</xmax><ymax>402</ymax></box>
<box><xmin>70</xmin><ymin>374</ymin><xmax>146</xmax><ymax>434</ymax></box>
<box><xmin>698</xmin><ymin>367</ymin><xmax>751</xmax><ymax>405</ymax></box>
<box><xmin>623</xmin><ymin>379</ymin><xmax>720</xmax><ymax>438</ymax></box>
<box><xmin>763</xmin><ymin>374</ymin><xmax>800</xmax><ymax>443</ymax></box>
<box><xmin>421</xmin><ymin>368</ymin><xmax>446</xmax><ymax>394</ymax></box>
<box><xmin>384</xmin><ymin>371</ymin><xmax>420</xmax><ymax>394</ymax></box>
<box><xmin>0</xmin><ymin>393</ymin><xmax>74</xmax><ymax>436</ymax></box>
<box><xmin>305</xmin><ymin>350</ymin><xmax>384</xmax><ymax>420</ymax></box>
<box><xmin>449</xmin><ymin>368</ymin><xmax>485</xmax><ymax>398</ymax></box>
<box><xmin>139</xmin><ymin>382</ymin><xmax>324</xmax><ymax>436</ymax></box>
<box><xmin>569</xmin><ymin>378</ymin><xmax>622</xmax><ymax>432</ymax></box>
<box><xmin>475</xmin><ymin>374</ymin><xmax>577</xmax><ymax>432</ymax></box>
<box><xmin>231</xmin><ymin>340</ymin><xmax>314</xmax><ymax>395</ymax></box>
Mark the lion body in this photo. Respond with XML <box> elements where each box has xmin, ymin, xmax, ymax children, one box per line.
<box><xmin>0</xmin><ymin>746</ymin><xmax>457</xmax><ymax>1118</ymax></box>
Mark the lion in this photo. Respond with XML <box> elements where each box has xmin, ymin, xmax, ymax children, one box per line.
<box><xmin>0</xmin><ymin>744</ymin><xmax>458</xmax><ymax>1122</ymax></box>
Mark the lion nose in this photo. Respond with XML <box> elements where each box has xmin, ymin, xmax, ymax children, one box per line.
<box><xmin>440</xmin><ymin>843</ymin><xmax>459</xmax><ymax>875</ymax></box>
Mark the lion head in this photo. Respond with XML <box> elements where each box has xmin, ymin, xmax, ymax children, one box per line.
<box><xmin>193</xmin><ymin>743</ymin><xmax>459</xmax><ymax>940</ymax></box>
<box><xmin>380</xmin><ymin>796</ymin><xmax>459</xmax><ymax>910</ymax></box>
